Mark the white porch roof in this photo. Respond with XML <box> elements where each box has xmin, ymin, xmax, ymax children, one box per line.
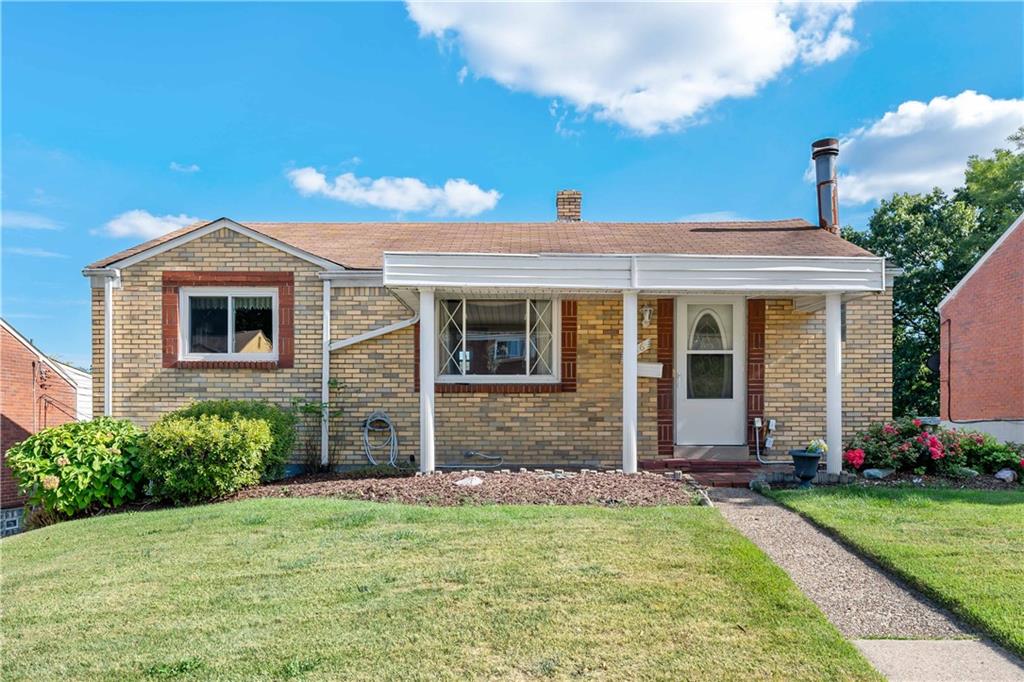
<box><xmin>383</xmin><ymin>252</ymin><xmax>888</xmax><ymax>294</ymax></box>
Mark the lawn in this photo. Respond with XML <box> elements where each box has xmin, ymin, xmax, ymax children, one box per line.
<box><xmin>2</xmin><ymin>499</ymin><xmax>878</xmax><ymax>681</ymax></box>
<box><xmin>772</xmin><ymin>486</ymin><xmax>1024</xmax><ymax>657</ymax></box>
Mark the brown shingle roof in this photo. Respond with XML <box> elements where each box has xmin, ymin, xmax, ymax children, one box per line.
<box><xmin>87</xmin><ymin>218</ymin><xmax>876</xmax><ymax>270</ymax></box>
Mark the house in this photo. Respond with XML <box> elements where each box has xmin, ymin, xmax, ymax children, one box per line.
<box><xmin>1</xmin><ymin>319</ymin><xmax>92</xmax><ymax>535</ymax></box>
<box><xmin>938</xmin><ymin>212</ymin><xmax>1024</xmax><ymax>442</ymax></box>
<box><xmin>84</xmin><ymin>139</ymin><xmax>896</xmax><ymax>476</ymax></box>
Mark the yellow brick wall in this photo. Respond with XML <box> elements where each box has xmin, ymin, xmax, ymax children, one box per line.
<box><xmin>92</xmin><ymin>228</ymin><xmax>324</xmax><ymax>453</ymax></box>
<box><xmin>329</xmin><ymin>292</ymin><xmax>661</xmax><ymax>469</ymax></box>
<box><xmin>763</xmin><ymin>292</ymin><xmax>893</xmax><ymax>453</ymax></box>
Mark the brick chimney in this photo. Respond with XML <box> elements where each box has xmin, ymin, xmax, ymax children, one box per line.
<box><xmin>556</xmin><ymin>190</ymin><xmax>582</xmax><ymax>221</ymax></box>
<box><xmin>811</xmin><ymin>138</ymin><xmax>840</xmax><ymax>233</ymax></box>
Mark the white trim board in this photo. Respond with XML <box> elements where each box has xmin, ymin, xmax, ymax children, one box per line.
<box><xmin>938</xmin><ymin>211</ymin><xmax>1024</xmax><ymax>312</ymax></box>
<box><xmin>86</xmin><ymin>218</ymin><xmax>344</xmax><ymax>273</ymax></box>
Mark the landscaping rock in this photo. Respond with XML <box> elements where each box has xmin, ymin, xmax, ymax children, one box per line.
<box><xmin>863</xmin><ymin>468</ymin><xmax>894</xmax><ymax>480</ymax></box>
<box><xmin>952</xmin><ymin>466</ymin><xmax>980</xmax><ymax>479</ymax></box>
<box><xmin>994</xmin><ymin>468</ymin><xmax>1018</xmax><ymax>483</ymax></box>
<box><xmin>749</xmin><ymin>478</ymin><xmax>771</xmax><ymax>494</ymax></box>
<box><xmin>232</xmin><ymin>470</ymin><xmax>696</xmax><ymax>507</ymax></box>
<box><xmin>454</xmin><ymin>476</ymin><xmax>484</xmax><ymax>487</ymax></box>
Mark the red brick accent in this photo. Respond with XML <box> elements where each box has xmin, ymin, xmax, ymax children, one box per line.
<box><xmin>161</xmin><ymin>271</ymin><xmax>294</xmax><ymax>369</ymax></box>
<box><xmin>559</xmin><ymin>300</ymin><xmax>578</xmax><ymax>393</ymax></box>
<box><xmin>746</xmin><ymin>299</ymin><xmax>766</xmax><ymax>450</ymax></box>
<box><xmin>656</xmin><ymin>298</ymin><xmax>674</xmax><ymax>456</ymax></box>
<box><xmin>414</xmin><ymin>299</ymin><xmax>578</xmax><ymax>394</ymax></box>
<box><xmin>2</xmin><ymin>326</ymin><xmax>78</xmax><ymax>509</ymax></box>
<box><xmin>940</xmin><ymin>221</ymin><xmax>1024</xmax><ymax>421</ymax></box>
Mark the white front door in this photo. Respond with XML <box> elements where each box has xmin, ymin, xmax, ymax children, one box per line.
<box><xmin>675</xmin><ymin>297</ymin><xmax>747</xmax><ymax>445</ymax></box>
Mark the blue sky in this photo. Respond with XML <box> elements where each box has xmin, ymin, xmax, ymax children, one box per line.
<box><xmin>2</xmin><ymin>2</ymin><xmax>1022</xmax><ymax>368</ymax></box>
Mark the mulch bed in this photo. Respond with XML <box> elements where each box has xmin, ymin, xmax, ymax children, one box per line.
<box><xmin>855</xmin><ymin>472</ymin><xmax>1021</xmax><ymax>491</ymax></box>
<box><xmin>229</xmin><ymin>470</ymin><xmax>697</xmax><ymax>507</ymax></box>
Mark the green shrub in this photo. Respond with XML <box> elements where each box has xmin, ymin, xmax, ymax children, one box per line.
<box><xmin>141</xmin><ymin>414</ymin><xmax>272</xmax><ymax>503</ymax></box>
<box><xmin>170</xmin><ymin>400</ymin><xmax>295</xmax><ymax>481</ymax></box>
<box><xmin>958</xmin><ymin>432</ymin><xmax>1023</xmax><ymax>474</ymax></box>
<box><xmin>5</xmin><ymin>418</ymin><xmax>145</xmax><ymax>517</ymax></box>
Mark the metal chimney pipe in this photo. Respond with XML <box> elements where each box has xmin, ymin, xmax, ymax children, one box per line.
<box><xmin>812</xmin><ymin>138</ymin><xmax>840</xmax><ymax>233</ymax></box>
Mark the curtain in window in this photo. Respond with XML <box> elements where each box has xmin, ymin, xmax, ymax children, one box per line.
<box><xmin>189</xmin><ymin>297</ymin><xmax>228</xmax><ymax>353</ymax></box>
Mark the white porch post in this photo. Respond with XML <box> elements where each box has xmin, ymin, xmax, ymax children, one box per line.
<box><xmin>418</xmin><ymin>288</ymin><xmax>436</xmax><ymax>473</ymax></box>
<box><xmin>825</xmin><ymin>293</ymin><xmax>843</xmax><ymax>474</ymax></box>
<box><xmin>320</xmin><ymin>279</ymin><xmax>331</xmax><ymax>469</ymax></box>
<box><xmin>103</xmin><ymin>275</ymin><xmax>114</xmax><ymax>417</ymax></box>
<box><xmin>622</xmin><ymin>291</ymin><xmax>638</xmax><ymax>473</ymax></box>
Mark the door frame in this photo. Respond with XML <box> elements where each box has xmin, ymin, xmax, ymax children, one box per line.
<box><xmin>674</xmin><ymin>295</ymin><xmax>747</xmax><ymax>445</ymax></box>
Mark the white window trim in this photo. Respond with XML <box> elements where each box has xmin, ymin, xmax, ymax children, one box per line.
<box><xmin>178</xmin><ymin>286</ymin><xmax>279</xmax><ymax>362</ymax></box>
<box><xmin>435</xmin><ymin>297</ymin><xmax>561</xmax><ymax>384</ymax></box>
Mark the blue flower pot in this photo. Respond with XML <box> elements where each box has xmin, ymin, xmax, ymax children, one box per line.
<box><xmin>789</xmin><ymin>450</ymin><xmax>822</xmax><ymax>488</ymax></box>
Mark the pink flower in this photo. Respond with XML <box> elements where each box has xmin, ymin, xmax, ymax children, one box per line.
<box><xmin>882</xmin><ymin>423</ymin><xmax>899</xmax><ymax>435</ymax></box>
<box><xmin>929</xmin><ymin>447</ymin><xmax>943</xmax><ymax>460</ymax></box>
<box><xmin>913</xmin><ymin>418</ymin><xmax>923</xmax><ymax>428</ymax></box>
<box><xmin>899</xmin><ymin>442</ymin><xmax>911</xmax><ymax>452</ymax></box>
<box><xmin>843</xmin><ymin>448</ymin><xmax>865</xmax><ymax>469</ymax></box>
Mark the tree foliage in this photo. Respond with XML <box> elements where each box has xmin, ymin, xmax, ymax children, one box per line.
<box><xmin>843</xmin><ymin>127</ymin><xmax>1023</xmax><ymax>416</ymax></box>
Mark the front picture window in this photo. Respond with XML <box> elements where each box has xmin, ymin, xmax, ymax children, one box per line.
<box><xmin>182</xmin><ymin>288</ymin><xmax>277</xmax><ymax>360</ymax></box>
<box><xmin>438</xmin><ymin>298</ymin><xmax>557</xmax><ymax>380</ymax></box>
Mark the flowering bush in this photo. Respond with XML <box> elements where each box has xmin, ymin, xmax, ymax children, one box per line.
<box><xmin>843</xmin><ymin>448</ymin><xmax>865</xmax><ymax>469</ymax></box>
<box><xmin>5</xmin><ymin>418</ymin><xmax>146</xmax><ymax>516</ymax></box>
<box><xmin>843</xmin><ymin>418</ymin><xmax>1023</xmax><ymax>477</ymax></box>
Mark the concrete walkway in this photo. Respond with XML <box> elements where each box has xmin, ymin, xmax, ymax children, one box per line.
<box><xmin>710</xmin><ymin>488</ymin><xmax>1024</xmax><ymax>681</ymax></box>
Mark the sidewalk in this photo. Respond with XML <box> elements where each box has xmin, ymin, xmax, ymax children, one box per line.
<box><xmin>710</xmin><ymin>488</ymin><xmax>1024</xmax><ymax>681</ymax></box>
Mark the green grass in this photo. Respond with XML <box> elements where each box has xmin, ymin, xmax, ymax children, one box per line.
<box><xmin>2</xmin><ymin>499</ymin><xmax>878</xmax><ymax>681</ymax></box>
<box><xmin>772</xmin><ymin>486</ymin><xmax>1024</xmax><ymax>657</ymax></box>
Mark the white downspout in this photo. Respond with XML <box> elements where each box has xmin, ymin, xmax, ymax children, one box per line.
<box><xmin>329</xmin><ymin>314</ymin><xmax>419</xmax><ymax>351</ymax></box>
<box><xmin>103</xmin><ymin>275</ymin><xmax>114</xmax><ymax>417</ymax></box>
<box><xmin>320</xmin><ymin>279</ymin><xmax>331</xmax><ymax>469</ymax></box>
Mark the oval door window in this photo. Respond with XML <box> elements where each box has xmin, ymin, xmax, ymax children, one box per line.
<box><xmin>687</xmin><ymin>308</ymin><xmax>733</xmax><ymax>399</ymax></box>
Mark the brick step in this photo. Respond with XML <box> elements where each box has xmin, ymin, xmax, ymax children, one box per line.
<box><xmin>640</xmin><ymin>459</ymin><xmax>767</xmax><ymax>471</ymax></box>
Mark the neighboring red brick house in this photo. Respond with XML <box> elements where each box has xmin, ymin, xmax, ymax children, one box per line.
<box><xmin>939</xmin><ymin>212</ymin><xmax>1024</xmax><ymax>442</ymax></box>
<box><xmin>1</xmin><ymin>319</ymin><xmax>91</xmax><ymax>532</ymax></box>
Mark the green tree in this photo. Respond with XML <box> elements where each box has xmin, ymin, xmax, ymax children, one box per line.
<box><xmin>955</xmin><ymin>126</ymin><xmax>1024</xmax><ymax>256</ymax></box>
<box><xmin>843</xmin><ymin>128</ymin><xmax>1023</xmax><ymax>417</ymax></box>
<box><xmin>844</xmin><ymin>193</ymin><xmax>977</xmax><ymax>416</ymax></box>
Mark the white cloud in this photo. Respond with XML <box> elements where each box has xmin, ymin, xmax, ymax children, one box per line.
<box><xmin>100</xmin><ymin>210</ymin><xmax>200</xmax><ymax>238</ymax></box>
<box><xmin>287</xmin><ymin>167</ymin><xmax>501</xmax><ymax>217</ymax></box>
<box><xmin>834</xmin><ymin>91</ymin><xmax>1024</xmax><ymax>205</ymax></box>
<box><xmin>407</xmin><ymin>2</ymin><xmax>858</xmax><ymax>135</ymax></box>
<box><xmin>170</xmin><ymin>161</ymin><xmax>201</xmax><ymax>173</ymax></box>
<box><xmin>7</xmin><ymin>246</ymin><xmax>67</xmax><ymax>258</ymax></box>
<box><xmin>1</xmin><ymin>210</ymin><xmax>62</xmax><ymax>230</ymax></box>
